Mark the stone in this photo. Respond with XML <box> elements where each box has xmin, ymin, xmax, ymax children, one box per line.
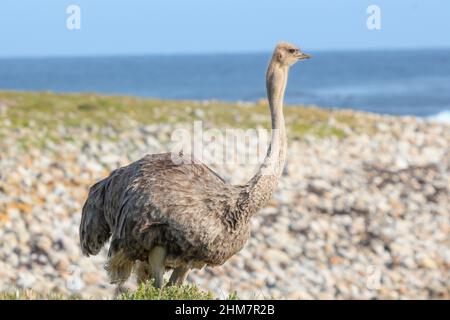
<box><xmin>0</xmin><ymin>106</ymin><xmax>449</xmax><ymax>300</ymax></box>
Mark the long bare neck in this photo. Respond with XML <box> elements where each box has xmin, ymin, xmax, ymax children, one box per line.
<box><xmin>238</xmin><ymin>57</ymin><xmax>288</xmax><ymax>220</ymax></box>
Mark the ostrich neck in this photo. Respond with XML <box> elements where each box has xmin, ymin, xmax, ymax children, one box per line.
<box><xmin>237</xmin><ymin>61</ymin><xmax>288</xmax><ymax>221</ymax></box>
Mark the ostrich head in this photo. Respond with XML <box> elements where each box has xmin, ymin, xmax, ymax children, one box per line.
<box><xmin>272</xmin><ymin>42</ymin><xmax>311</xmax><ymax>66</ymax></box>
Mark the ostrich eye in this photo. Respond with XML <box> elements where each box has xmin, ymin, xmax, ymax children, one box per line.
<box><xmin>288</xmin><ymin>48</ymin><xmax>297</xmax><ymax>54</ymax></box>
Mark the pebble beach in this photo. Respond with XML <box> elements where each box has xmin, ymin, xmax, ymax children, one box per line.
<box><xmin>0</xmin><ymin>92</ymin><xmax>449</xmax><ymax>299</ymax></box>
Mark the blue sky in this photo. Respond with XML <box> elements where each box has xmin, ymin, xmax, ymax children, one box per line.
<box><xmin>0</xmin><ymin>0</ymin><xmax>449</xmax><ymax>57</ymax></box>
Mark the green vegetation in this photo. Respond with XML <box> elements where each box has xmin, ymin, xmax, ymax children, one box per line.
<box><xmin>119</xmin><ymin>282</ymin><xmax>216</xmax><ymax>300</ymax></box>
<box><xmin>0</xmin><ymin>290</ymin><xmax>82</xmax><ymax>300</ymax></box>
<box><xmin>0</xmin><ymin>282</ymin><xmax>239</xmax><ymax>300</ymax></box>
<box><xmin>0</xmin><ymin>91</ymin><xmax>375</xmax><ymax>150</ymax></box>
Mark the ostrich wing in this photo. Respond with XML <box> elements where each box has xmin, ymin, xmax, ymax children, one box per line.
<box><xmin>80</xmin><ymin>152</ymin><xmax>239</xmax><ymax>260</ymax></box>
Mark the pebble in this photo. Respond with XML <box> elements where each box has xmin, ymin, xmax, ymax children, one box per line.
<box><xmin>0</xmin><ymin>109</ymin><xmax>449</xmax><ymax>299</ymax></box>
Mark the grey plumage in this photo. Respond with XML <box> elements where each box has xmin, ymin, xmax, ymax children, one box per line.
<box><xmin>79</xmin><ymin>42</ymin><xmax>309</xmax><ymax>288</ymax></box>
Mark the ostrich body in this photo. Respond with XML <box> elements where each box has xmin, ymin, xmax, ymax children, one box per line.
<box><xmin>80</xmin><ymin>42</ymin><xmax>310</xmax><ymax>289</ymax></box>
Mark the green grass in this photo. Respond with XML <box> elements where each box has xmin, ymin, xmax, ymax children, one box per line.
<box><xmin>0</xmin><ymin>91</ymin><xmax>376</xmax><ymax>151</ymax></box>
<box><xmin>0</xmin><ymin>290</ymin><xmax>82</xmax><ymax>300</ymax></box>
<box><xmin>0</xmin><ymin>282</ymin><xmax>239</xmax><ymax>300</ymax></box>
<box><xmin>119</xmin><ymin>282</ymin><xmax>217</xmax><ymax>300</ymax></box>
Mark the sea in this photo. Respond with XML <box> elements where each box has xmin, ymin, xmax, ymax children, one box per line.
<box><xmin>0</xmin><ymin>49</ymin><xmax>449</xmax><ymax>122</ymax></box>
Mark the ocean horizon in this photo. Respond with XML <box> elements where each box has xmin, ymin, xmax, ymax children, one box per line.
<box><xmin>1</xmin><ymin>48</ymin><xmax>449</xmax><ymax>122</ymax></box>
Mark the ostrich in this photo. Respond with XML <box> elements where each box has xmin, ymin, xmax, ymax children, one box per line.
<box><xmin>79</xmin><ymin>42</ymin><xmax>310</xmax><ymax>291</ymax></box>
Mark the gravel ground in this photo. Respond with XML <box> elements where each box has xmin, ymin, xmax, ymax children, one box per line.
<box><xmin>0</xmin><ymin>103</ymin><xmax>449</xmax><ymax>299</ymax></box>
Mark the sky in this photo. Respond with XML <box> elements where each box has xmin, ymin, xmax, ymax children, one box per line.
<box><xmin>0</xmin><ymin>0</ymin><xmax>449</xmax><ymax>57</ymax></box>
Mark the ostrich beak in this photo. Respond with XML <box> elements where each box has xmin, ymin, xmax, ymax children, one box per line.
<box><xmin>298</xmin><ymin>53</ymin><xmax>311</xmax><ymax>60</ymax></box>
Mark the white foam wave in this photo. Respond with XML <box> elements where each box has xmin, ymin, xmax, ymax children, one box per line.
<box><xmin>428</xmin><ymin>110</ymin><xmax>450</xmax><ymax>124</ymax></box>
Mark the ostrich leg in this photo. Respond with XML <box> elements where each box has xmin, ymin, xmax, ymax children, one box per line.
<box><xmin>113</xmin><ymin>283</ymin><xmax>127</xmax><ymax>298</ymax></box>
<box><xmin>148</xmin><ymin>245</ymin><xmax>167</xmax><ymax>288</ymax></box>
<box><xmin>134</xmin><ymin>260</ymin><xmax>150</xmax><ymax>285</ymax></box>
<box><xmin>168</xmin><ymin>266</ymin><xmax>190</xmax><ymax>286</ymax></box>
